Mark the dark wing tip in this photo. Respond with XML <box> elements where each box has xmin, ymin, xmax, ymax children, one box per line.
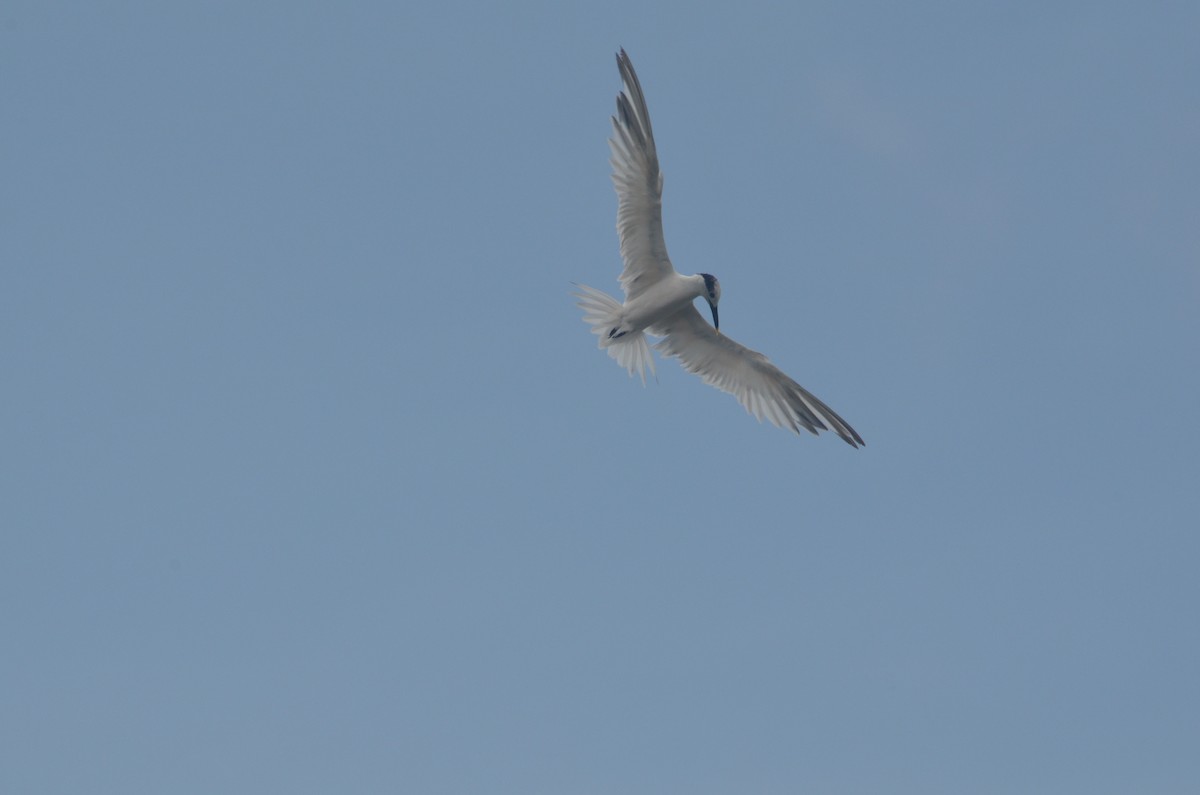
<box><xmin>836</xmin><ymin>420</ymin><xmax>865</xmax><ymax>448</ymax></box>
<box><xmin>782</xmin><ymin>380</ymin><xmax>864</xmax><ymax>448</ymax></box>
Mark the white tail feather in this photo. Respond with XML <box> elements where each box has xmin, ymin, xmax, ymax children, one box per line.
<box><xmin>574</xmin><ymin>284</ymin><xmax>656</xmax><ymax>386</ymax></box>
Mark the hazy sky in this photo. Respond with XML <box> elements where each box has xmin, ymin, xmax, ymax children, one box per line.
<box><xmin>4</xmin><ymin>2</ymin><xmax>1198</xmax><ymax>793</ymax></box>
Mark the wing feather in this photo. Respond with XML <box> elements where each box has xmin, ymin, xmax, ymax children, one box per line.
<box><xmin>610</xmin><ymin>49</ymin><xmax>675</xmax><ymax>300</ymax></box>
<box><xmin>653</xmin><ymin>307</ymin><xmax>865</xmax><ymax>447</ymax></box>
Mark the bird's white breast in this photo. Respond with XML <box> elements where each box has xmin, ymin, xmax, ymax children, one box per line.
<box><xmin>620</xmin><ymin>273</ymin><xmax>706</xmax><ymax>333</ymax></box>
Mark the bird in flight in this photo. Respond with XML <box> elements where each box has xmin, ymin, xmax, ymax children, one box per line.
<box><xmin>575</xmin><ymin>49</ymin><xmax>864</xmax><ymax>447</ymax></box>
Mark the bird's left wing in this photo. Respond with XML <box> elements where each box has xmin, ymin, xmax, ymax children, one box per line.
<box><xmin>610</xmin><ymin>49</ymin><xmax>676</xmax><ymax>300</ymax></box>
<box><xmin>653</xmin><ymin>307</ymin><xmax>864</xmax><ymax>447</ymax></box>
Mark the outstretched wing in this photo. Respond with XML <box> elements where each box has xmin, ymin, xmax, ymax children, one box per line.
<box><xmin>653</xmin><ymin>307</ymin><xmax>864</xmax><ymax>447</ymax></box>
<box><xmin>609</xmin><ymin>49</ymin><xmax>676</xmax><ymax>300</ymax></box>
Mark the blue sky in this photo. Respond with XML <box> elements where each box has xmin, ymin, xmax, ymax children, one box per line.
<box><xmin>3</xmin><ymin>1</ymin><xmax>1198</xmax><ymax>793</ymax></box>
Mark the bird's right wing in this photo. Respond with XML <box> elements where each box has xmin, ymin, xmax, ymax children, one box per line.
<box><xmin>610</xmin><ymin>49</ymin><xmax>676</xmax><ymax>300</ymax></box>
<box><xmin>653</xmin><ymin>307</ymin><xmax>864</xmax><ymax>447</ymax></box>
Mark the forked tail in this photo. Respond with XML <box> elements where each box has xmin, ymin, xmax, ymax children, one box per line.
<box><xmin>574</xmin><ymin>285</ymin><xmax>656</xmax><ymax>386</ymax></box>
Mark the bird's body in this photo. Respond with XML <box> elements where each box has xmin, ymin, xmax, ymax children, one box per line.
<box><xmin>605</xmin><ymin>272</ymin><xmax>709</xmax><ymax>339</ymax></box>
<box><xmin>576</xmin><ymin>49</ymin><xmax>864</xmax><ymax>448</ymax></box>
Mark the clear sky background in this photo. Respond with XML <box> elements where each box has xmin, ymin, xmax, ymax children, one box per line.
<box><xmin>3</xmin><ymin>2</ymin><xmax>1198</xmax><ymax>793</ymax></box>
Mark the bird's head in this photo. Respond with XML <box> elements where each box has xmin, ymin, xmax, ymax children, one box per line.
<box><xmin>700</xmin><ymin>273</ymin><xmax>721</xmax><ymax>331</ymax></box>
